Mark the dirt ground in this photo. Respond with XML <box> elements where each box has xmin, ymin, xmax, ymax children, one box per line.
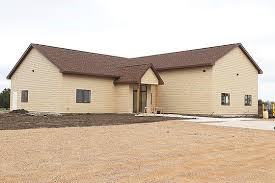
<box><xmin>0</xmin><ymin>113</ymin><xmax>180</xmax><ymax>130</ymax></box>
<box><xmin>1</xmin><ymin>120</ymin><xmax>275</xmax><ymax>183</ymax></box>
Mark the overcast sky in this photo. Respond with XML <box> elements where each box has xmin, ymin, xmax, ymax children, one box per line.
<box><xmin>0</xmin><ymin>0</ymin><xmax>274</xmax><ymax>100</ymax></box>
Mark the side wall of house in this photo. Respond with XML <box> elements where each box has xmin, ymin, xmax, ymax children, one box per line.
<box><xmin>10</xmin><ymin>48</ymin><xmax>63</xmax><ymax>112</ymax></box>
<box><xmin>158</xmin><ymin>67</ymin><xmax>213</xmax><ymax>114</ymax></box>
<box><xmin>114</xmin><ymin>84</ymin><xmax>133</xmax><ymax>113</ymax></box>
<box><xmin>61</xmin><ymin>75</ymin><xmax>135</xmax><ymax>113</ymax></box>
<box><xmin>61</xmin><ymin>74</ymin><xmax>117</xmax><ymax>113</ymax></box>
<box><xmin>212</xmin><ymin>47</ymin><xmax>258</xmax><ymax>115</ymax></box>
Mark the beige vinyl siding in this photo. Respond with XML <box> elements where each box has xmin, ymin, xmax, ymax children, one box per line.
<box><xmin>115</xmin><ymin>84</ymin><xmax>133</xmax><ymax>113</ymax></box>
<box><xmin>212</xmin><ymin>47</ymin><xmax>258</xmax><ymax>115</ymax></box>
<box><xmin>10</xmin><ymin>48</ymin><xmax>63</xmax><ymax>112</ymax></box>
<box><xmin>158</xmin><ymin>67</ymin><xmax>213</xmax><ymax>114</ymax></box>
<box><xmin>144</xmin><ymin>85</ymin><xmax>158</xmax><ymax>113</ymax></box>
<box><xmin>141</xmin><ymin>68</ymin><xmax>159</xmax><ymax>85</ymax></box>
<box><xmin>61</xmin><ymin>74</ymin><xmax>116</xmax><ymax>113</ymax></box>
<box><xmin>61</xmin><ymin>75</ymin><xmax>134</xmax><ymax>113</ymax></box>
<box><xmin>150</xmin><ymin>85</ymin><xmax>157</xmax><ymax>108</ymax></box>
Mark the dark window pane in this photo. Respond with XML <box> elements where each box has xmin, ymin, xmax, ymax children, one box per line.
<box><xmin>83</xmin><ymin>90</ymin><xmax>91</xmax><ymax>103</ymax></box>
<box><xmin>76</xmin><ymin>89</ymin><xmax>91</xmax><ymax>103</ymax></box>
<box><xmin>221</xmin><ymin>93</ymin><xmax>230</xmax><ymax>106</ymax></box>
<box><xmin>245</xmin><ymin>95</ymin><xmax>252</xmax><ymax>106</ymax></box>
<box><xmin>76</xmin><ymin>89</ymin><xmax>83</xmax><ymax>103</ymax></box>
<box><xmin>21</xmin><ymin>90</ymin><xmax>28</xmax><ymax>103</ymax></box>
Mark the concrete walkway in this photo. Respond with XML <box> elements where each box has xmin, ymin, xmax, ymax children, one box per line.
<box><xmin>203</xmin><ymin>119</ymin><xmax>275</xmax><ymax>131</ymax></box>
<box><xmin>136</xmin><ymin>113</ymin><xmax>275</xmax><ymax>131</ymax></box>
<box><xmin>186</xmin><ymin>117</ymin><xmax>275</xmax><ymax>131</ymax></box>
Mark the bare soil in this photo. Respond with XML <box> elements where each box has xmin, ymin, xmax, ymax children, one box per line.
<box><xmin>1</xmin><ymin>120</ymin><xmax>275</xmax><ymax>182</ymax></box>
<box><xmin>0</xmin><ymin>113</ymin><xmax>180</xmax><ymax>130</ymax></box>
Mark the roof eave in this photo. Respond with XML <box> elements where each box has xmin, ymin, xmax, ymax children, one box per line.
<box><xmin>148</xmin><ymin>63</ymin><xmax>164</xmax><ymax>85</ymax></box>
<box><xmin>62</xmin><ymin>71</ymin><xmax>119</xmax><ymax>78</ymax></box>
<box><xmin>237</xmin><ymin>44</ymin><xmax>263</xmax><ymax>74</ymax></box>
<box><xmin>113</xmin><ymin>80</ymin><xmax>139</xmax><ymax>85</ymax></box>
<box><xmin>6</xmin><ymin>44</ymin><xmax>34</xmax><ymax>79</ymax></box>
<box><xmin>156</xmin><ymin>63</ymin><xmax>214</xmax><ymax>72</ymax></box>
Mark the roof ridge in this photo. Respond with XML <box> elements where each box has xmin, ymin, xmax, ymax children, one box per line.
<box><xmin>132</xmin><ymin>43</ymin><xmax>240</xmax><ymax>59</ymax></box>
<box><xmin>31</xmin><ymin>43</ymin><xmax>128</xmax><ymax>60</ymax></box>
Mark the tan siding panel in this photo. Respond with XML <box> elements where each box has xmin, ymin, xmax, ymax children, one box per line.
<box><xmin>61</xmin><ymin>74</ymin><xmax>116</xmax><ymax>113</ymax></box>
<box><xmin>212</xmin><ymin>47</ymin><xmax>258</xmax><ymax>115</ymax></box>
<box><xmin>150</xmin><ymin>85</ymin><xmax>157</xmax><ymax>108</ymax></box>
<box><xmin>158</xmin><ymin>67</ymin><xmax>213</xmax><ymax>114</ymax></box>
<box><xmin>10</xmin><ymin>48</ymin><xmax>63</xmax><ymax>112</ymax></box>
<box><xmin>61</xmin><ymin>75</ymin><xmax>133</xmax><ymax>113</ymax></box>
<box><xmin>115</xmin><ymin>84</ymin><xmax>132</xmax><ymax>113</ymax></box>
<box><xmin>141</xmin><ymin>68</ymin><xmax>159</xmax><ymax>85</ymax></box>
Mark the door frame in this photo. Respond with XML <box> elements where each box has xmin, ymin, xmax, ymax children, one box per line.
<box><xmin>132</xmin><ymin>84</ymin><xmax>148</xmax><ymax>113</ymax></box>
<box><xmin>139</xmin><ymin>85</ymin><xmax>147</xmax><ymax>113</ymax></box>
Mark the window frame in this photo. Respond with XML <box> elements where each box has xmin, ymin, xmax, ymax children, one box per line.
<box><xmin>76</xmin><ymin>89</ymin><xmax>91</xmax><ymax>103</ymax></box>
<box><xmin>244</xmin><ymin>95</ymin><xmax>252</xmax><ymax>106</ymax></box>
<box><xmin>21</xmin><ymin>90</ymin><xmax>28</xmax><ymax>103</ymax></box>
<box><xmin>221</xmin><ymin>93</ymin><xmax>230</xmax><ymax>106</ymax></box>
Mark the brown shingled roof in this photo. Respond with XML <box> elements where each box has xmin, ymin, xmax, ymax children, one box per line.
<box><xmin>114</xmin><ymin>63</ymin><xmax>164</xmax><ymax>85</ymax></box>
<box><xmin>6</xmin><ymin>43</ymin><xmax>262</xmax><ymax>82</ymax></box>
<box><xmin>131</xmin><ymin>43</ymin><xmax>263</xmax><ymax>74</ymax></box>
<box><xmin>32</xmin><ymin>44</ymin><xmax>127</xmax><ymax>78</ymax></box>
<box><xmin>6</xmin><ymin>44</ymin><xmax>164</xmax><ymax>84</ymax></box>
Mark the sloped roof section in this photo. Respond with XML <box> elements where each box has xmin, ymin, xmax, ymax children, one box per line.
<box><xmin>114</xmin><ymin>64</ymin><xmax>164</xmax><ymax>85</ymax></box>
<box><xmin>32</xmin><ymin>44</ymin><xmax>128</xmax><ymax>77</ymax></box>
<box><xmin>131</xmin><ymin>43</ymin><xmax>263</xmax><ymax>74</ymax></box>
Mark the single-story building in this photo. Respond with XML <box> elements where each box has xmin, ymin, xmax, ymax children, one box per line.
<box><xmin>7</xmin><ymin>43</ymin><xmax>262</xmax><ymax>115</ymax></box>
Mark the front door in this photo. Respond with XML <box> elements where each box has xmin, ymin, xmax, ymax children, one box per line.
<box><xmin>140</xmin><ymin>85</ymin><xmax>147</xmax><ymax>113</ymax></box>
<box><xmin>133</xmin><ymin>85</ymin><xmax>147</xmax><ymax>113</ymax></box>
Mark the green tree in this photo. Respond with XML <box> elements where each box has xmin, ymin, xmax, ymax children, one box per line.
<box><xmin>0</xmin><ymin>88</ymin><xmax>10</xmax><ymax>109</ymax></box>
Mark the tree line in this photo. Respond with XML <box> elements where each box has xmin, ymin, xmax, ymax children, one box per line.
<box><xmin>0</xmin><ymin>88</ymin><xmax>10</xmax><ymax>109</ymax></box>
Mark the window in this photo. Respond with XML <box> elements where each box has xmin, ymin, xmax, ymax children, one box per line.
<box><xmin>245</xmin><ymin>95</ymin><xmax>252</xmax><ymax>106</ymax></box>
<box><xmin>221</xmin><ymin>93</ymin><xmax>230</xmax><ymax>105</ymax></box>
<box><xmin>76</xmin><ymin>89</ymin><xmax>91</xmax><ymax>103</ymax></box>
<box><xmin>140</xmin><ymin>85</ymin><xmax>147</xmax><ymax>92</ymax></box>
<box><xmin>21</xmin><ymin>90</ymin><xmax>28</xmax><ymax>102</ymax></box>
